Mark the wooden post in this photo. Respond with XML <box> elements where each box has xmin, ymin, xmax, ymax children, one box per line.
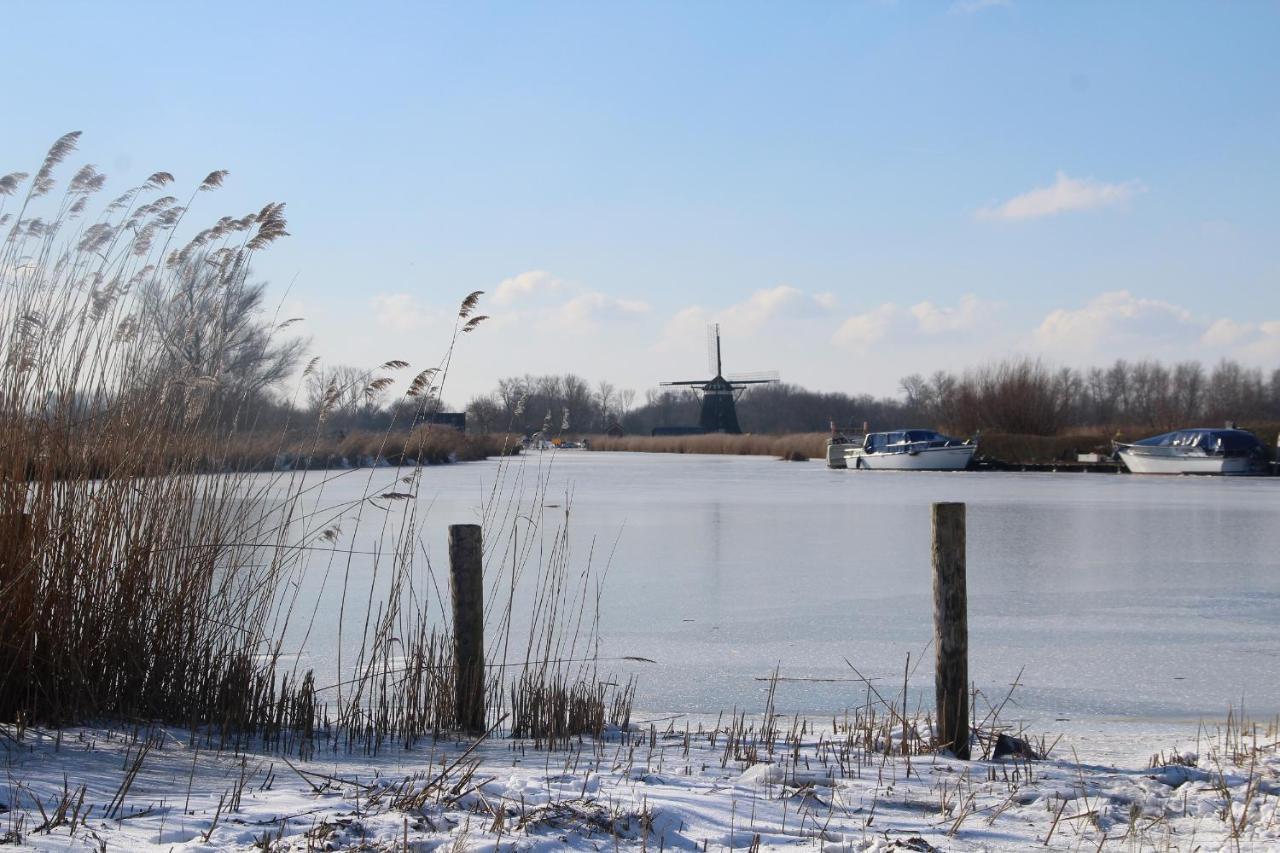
<box><xmin>448</xmin><ymin>523</ymin><xmax>485</xmax><ymax>733</ymax></box>
<box><xmin>931</xmin><ymin>502</ymin><xmax>969</xmax><ymax>759</ymax></box>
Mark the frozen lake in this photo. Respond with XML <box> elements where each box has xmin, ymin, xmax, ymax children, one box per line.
<box><xmin>264</xmin><ymin>451</ymin><xmax>1280</xmax><ymax>729</ymax></box>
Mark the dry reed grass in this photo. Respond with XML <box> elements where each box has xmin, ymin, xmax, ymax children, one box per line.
<box><xmin>588</xmin><ymin>432</ymin><xmax>829</xmax><ymax>460</ymax></box>
<box><xmin>0</xmin><ymin>135</ymin><xmax>629</xmax><ymax>754</ymax></box>
<box><xmin>4</xmin><ymin>427</ymin><xmax>520</xmax><ymax>480</ymax></box>
<box><xmin>213</xmin><ymin>426</ymin><xmax>520</xmax><ymax>473</ymax></box>
<box><xmin>0</xmin><ymin>134</ymin><xmax>305</xmax><ymax>728</ymax></box>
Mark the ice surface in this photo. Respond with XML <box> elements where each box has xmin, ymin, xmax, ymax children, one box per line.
<box><xmin>261</xmin><ymin>452</ymin><xmax>1280</xmax><ymax>729</ymax></box>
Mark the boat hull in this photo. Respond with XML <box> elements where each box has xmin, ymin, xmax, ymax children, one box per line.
<box><xmin>843</xmin><ymin>445</ymin><xmax>976</xmax><ymax>471</ymax></box>
<box><xmin>1116</xmin><ymin>449</ymin><xmax>1262</xmax><ymax>475</ymax></box>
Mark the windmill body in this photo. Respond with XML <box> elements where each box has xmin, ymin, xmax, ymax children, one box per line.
<box><xmin>659</xmin><ymin>325</ymin><xmax>778</xmax><ymax>435</ymax></box>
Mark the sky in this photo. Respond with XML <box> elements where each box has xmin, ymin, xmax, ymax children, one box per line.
<box><xmin>5</xmin><ymin>0</ymin><xmax>1279</xmax><ymax>404</ymax></box>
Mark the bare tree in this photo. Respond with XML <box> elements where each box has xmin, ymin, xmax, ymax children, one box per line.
<box><xmin>899</xmin><ymin>374</ymin><xmax>931</xmax><ymax>413</ymax></box>
<box><xmin>305</xmin><ymin>364</ymin><xmax>365</xmax><ymax>415</ymax></box>
<box><xmin>595</xmin><ymin>379</ymin><xmax>617</xmax><ymax>430</ymax></box>
<box><xmin>1104</xmin><ymin>360</ymin><xmax>1131</xmax><ymax>422</ymax></box>
<box><xmin>143</xmin><ymin>252</ymin><xmax>306</xmax><ymax>422</ymax></box>
<box><xmin>464</xmin><ymin>393</ymin><xmax>503</xmax><ymax>433</ymax></box>
<box><xmin>1084</xmin><ymin>366</ymin><xmax>1113</xmax><ymax>427</ymax></box>
<box><xmin>1170</xmin><ymin>362</ymin><xmax>1204</xmax><ymax>427</ymax></box>
<box><xmin>616</xmin><ymin>388</ymin><xmax>636</xmax><ymax>418</ymax></box>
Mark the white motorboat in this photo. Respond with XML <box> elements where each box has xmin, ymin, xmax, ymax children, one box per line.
<box><xmin>1114</xmin><ymin>428</ymin><xmax>1269</xmax><ymax>475</ymax></box>
<box><xmin>827</xmin><ymin>429</ymin><xmax>977</xmax><ymax>471</ymax></box>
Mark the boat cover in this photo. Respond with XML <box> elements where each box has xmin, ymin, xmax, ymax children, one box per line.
<box><xmin>1131</xmin><ymin>428</ymin><xmax>1263</xmax><ymax>452</ymax></box>
<box><xmin>865</xmin><ymin>429</ymin><xmax>962</xmax><ymax>453</ymax></box>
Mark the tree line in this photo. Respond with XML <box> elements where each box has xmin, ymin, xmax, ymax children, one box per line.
<box><xmin>898</xmin><ymin>358</ymin><xmax>1280</xmax><ymax>435</ymax></box>
<box><xmin>458</xmin><ymin>357</ymin><xmax>1280</xmax><ymax>438</ymax></box>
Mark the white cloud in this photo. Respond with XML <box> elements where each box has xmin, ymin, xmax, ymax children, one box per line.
<box><xmin>720</xmin><ymin>285</ymin><xmax>810</xmax><ymax>332</ymax></box>
<box><xmin>1247</xmin><ymin>321</ymin><xmax>1280</xmax><ymax>359</ymax></box>
<box><xmin>656</xmin><ymin>305</ymin><xmax>710</xmax><ymax>353</ymax></box>
<box><xmin>546</xmin><ymin>292</ymin><xmax>650</xmax><ymax>333</ymax></box>
<box><xmin>1034</xmin><ymin>291</ymin><xmax>1280</xmax><ymax>366</ymax></box>
<box><xmin>977</xmin><ymin>172</ymin><xmax>1144</xmax><ymax>221</ymax></box>
<box><xmin>657</xmin><ymin>285</ymin><xmax>824</xmax><ymax>353</ymax></box>
<box><xmin>909</xmin><ymin>294</ymin><xmax>985</xmax><ymax>334</ymax></box>
<box><xmin>1200</xmin><ymin>318</ymin><xmax>1280</xmax><ymax>359</ymax></box>
<box><xmin>833</xmin><ymin>294</ymin><xmax>995</xmax><ymax>351</ymax></box>
<box><xmin>493</xmin><ymin>270</ymin><xmax>563</xmax><ymax>305</ymax></box>
<box><xmin>1034</xmin><ymin>291</ymin><xmax>1194</xmax><ymax>353</ymax></box>
<box><xmin>832</xmin><ymin>303</ymin><xmax>897</xmax><ymax>351</ymax></box>
<box><xmin>950</xmin><ymin>0</ymin><xmax>1010</xmax><ymax>13</ymax></box>
<box><xmin>371</xmin><ymin>293</ymin><xmax>432</xmax><ymax>331</ymax></box>
<box><xmin>1201</xmin><ymin>318</ymin><xmax>1254</xmax><ymax>347</ymax></box>
<box><xmin>486</xmin><ymin>269</ymin><xmax>650</xmax><ymax>334</ymax></box>
<box><xmin>813</xmin><ymin>292</ymin><xmax>840</xmax><ymax>311</ymax></box>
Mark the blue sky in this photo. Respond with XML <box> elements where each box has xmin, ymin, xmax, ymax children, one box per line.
<box><xmin>5</xmin><ymin>1</ymin><xmax>1278</xmax><ymax>401</ymax></box>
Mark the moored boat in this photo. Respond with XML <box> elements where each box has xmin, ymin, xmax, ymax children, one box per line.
<box><xmin>1114</xmin><ymin>428</ymin><xmax>1269</xmax><ymax>475</ymax></box>
<box><xmin>825</xmin><ymin>432</ymin><xmax>858</xmax><ymax>468</ymax></box>
<box><xmin>828</xmin><ymin>429</ymin><xmax>976</xmax><ymax>471</ymax></box>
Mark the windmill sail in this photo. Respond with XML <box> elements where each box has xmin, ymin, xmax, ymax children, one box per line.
<box><xmin>708</xmin><ymin>324</ymin><xmax>720</xmax><ymax>377</ymax></box>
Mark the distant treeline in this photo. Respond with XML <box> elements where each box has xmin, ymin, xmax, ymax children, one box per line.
<box><xmin>226</xmin><ymin>357</ymin><xmax>1280</xmax><ymax>440</ymax></box>
<box><xmin>458</xmin><ymin>358</ymin><xmax>1280</xmax><ymax>437</ymax></box>
<box><xmin>899</xmin><ymin>358</ymin><xmax>1280</xmax><ymax>435</ymax></box>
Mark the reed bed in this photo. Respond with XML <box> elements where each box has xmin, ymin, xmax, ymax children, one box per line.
<box><xmin>587</xmin><ymin>432</ymin><xmax>829</xmax><ymax>460</ymax></box>
<box><xmin>199</xmin><ymin>425</ymin><xmax>519</xmax><ymax>474</ymax></box>
<box><xmin>13</xmin><ymin>427</ymin><xmax>519</xmax><ymax>480</ymax></box>
<box><xmin>0</xmin><ymin>134</ymin><xmax>302</xmax><ymax>727</ymax></box>
<box><xmin>0</xmin><ymin>134</ymin><xmax>628</xmax><ymax>754</ymax></box>
<box><xmin>0</xmin><ymin>427</ymin><xmax>517</xmax><ymax>481</ymax></box>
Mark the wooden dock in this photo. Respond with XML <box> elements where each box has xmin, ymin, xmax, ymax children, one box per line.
<box><xmin>972</xmin><ymin>458</ymin><xmax>1125</xmax><ymax>474</ymax></box>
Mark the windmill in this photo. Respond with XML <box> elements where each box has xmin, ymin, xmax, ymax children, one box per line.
<box><xmin>660</xmin><ymin>324</ymin><xmax>779</xmax><ymax>434</ymax></box>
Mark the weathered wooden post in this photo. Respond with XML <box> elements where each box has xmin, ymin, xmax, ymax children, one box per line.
<box><xmin>448</xmin><ymin>523</ymin><xmax>485</xmax><ymax>733</ymax></box>
<box><xmin>931</xmin><ymin>501</ymin><xmax>969</xmax><ymax>759</ymax></box>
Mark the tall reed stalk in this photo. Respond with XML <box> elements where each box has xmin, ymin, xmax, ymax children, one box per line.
<box><xmin>0</xmin><ymin>135</ymin><xmax>631</xmax><ymax>750</ymax></box>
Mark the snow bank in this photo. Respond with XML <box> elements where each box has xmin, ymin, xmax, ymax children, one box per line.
<box><xmin>2</xmin><ymin>715</ymin><xmax>1276</xmax><ymax>851</ymax></box>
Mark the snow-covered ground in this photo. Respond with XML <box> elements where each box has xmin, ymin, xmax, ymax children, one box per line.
<box><xmin>3</xmin><ymin>713</ymin><xmax>1276</xmax><ymax>851</ymax></box>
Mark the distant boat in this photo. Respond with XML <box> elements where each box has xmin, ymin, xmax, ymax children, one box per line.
<box><xmin>827</xmin><ymin>429</ymin><xmax>977</xmax><ymax>471</ymax></box>
<box><xmin>1114</xmin><ymin>428</ymin><xmax>1269</xmax><ymax>475</ymax></box>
